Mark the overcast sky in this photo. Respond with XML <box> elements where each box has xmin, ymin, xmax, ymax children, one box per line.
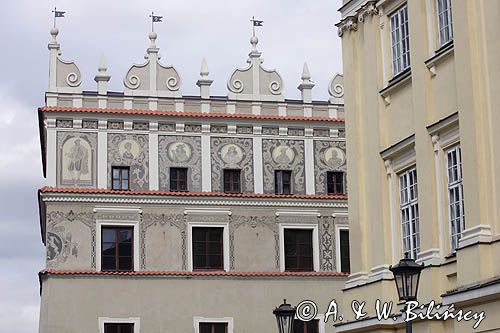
<box><xmin>0</xmin><ymin>1</ymin><xmax>343</xmax><ymax>331</ymax></box>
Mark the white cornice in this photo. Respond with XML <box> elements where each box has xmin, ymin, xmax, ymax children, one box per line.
<box><xmin>41</xmin><ymin>194</ymin><xmax>348</xmax><ymax>209</ymax></box>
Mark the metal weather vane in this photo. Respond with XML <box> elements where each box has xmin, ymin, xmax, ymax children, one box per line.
<box><xmin>149</xmin><ymin>11</ymin><xmax>163</xmax><ymax>32</ymax></box>
<box><xmin>52</xmin><ymin>7</ymin><xmax>66</xmax><ymax>28</ymax></box>
<box><xmin>251</xmin><ymin>16</ymin><xmax>263</xmax><ymax>37</ymax></box>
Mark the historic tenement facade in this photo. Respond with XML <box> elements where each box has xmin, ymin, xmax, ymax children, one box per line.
<box><xmin>37</xmin><ymin>26</ymin><xmax>349</xmax><ymax>332</ymax></box>
<box><xmin>336</xmin><ymin>0</ymin><xmax>500</xmax><ymax>332</ymax></box>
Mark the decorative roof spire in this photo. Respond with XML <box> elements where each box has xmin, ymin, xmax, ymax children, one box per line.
<box><xmin>298</xmin><ymin>62</ymin><xmax>315</xmax><ymax>103</ymax></box>
<box><xmin>95</xmin><ymin>53</ymin><xmax>111</xmax><ymax>96</ymax></box>
<box><xmin>197</xmin><ymin>58</ymin><xmax>213</xmax><ymax>99</ymax></box>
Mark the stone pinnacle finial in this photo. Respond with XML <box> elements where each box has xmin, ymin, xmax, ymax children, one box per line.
<box><xmin>298</xmin><ymin>62</ymin><xmax>315</xmax><ymax>104</ymax></box>
<box><xmin>149</xmin><ymin>31</ymin><xmax>158</xmax><ymax>48</ymax></box>
<box><xmin>200</xmin><ymin>58</ymin><xmax>209</xmax><ymax>77</ymax></box>
<box><xmin>50</xmin><ymin>27</ymin><xmax>59</xmax><ymax>43</ymax></box>
<box><xmin>250</xmin><ymin>35</ymin><xmax>259</xmax><ymax>50</ymax></box>
<box><xmin>301</xmin><ymin>62</ymin><xmax>312</xmax><ymax>82</ymax></box>
<box><xmin>98</xmin><ymin>53</ymin><xmax>107</xmax><ymax>73</ymax></box>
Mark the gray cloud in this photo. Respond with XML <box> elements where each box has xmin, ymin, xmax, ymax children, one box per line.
<box><xmin>0</xmin><ymin>0</ymin><xmax>342</xmax><ymax>331</ymax></box>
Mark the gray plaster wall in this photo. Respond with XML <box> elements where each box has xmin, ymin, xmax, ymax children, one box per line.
<box><xmin>39</xmin><ymin>276</ymin><xmax>346</xmax><ymax>333</ymax></box>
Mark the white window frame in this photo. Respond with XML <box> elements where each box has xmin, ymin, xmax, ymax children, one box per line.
<box><xmin>193</xmin><ymin>317</ymin><xmax>234</xmax><ymax>333</ymax></box>
<box><xmin>187</xmin><ymin>222</ymin><xmax>230</xmax><ymax>272</ymax></box>
<box><xmin>98</xmin><ymin>317</ymin><xmax>140</xmax><ymax>333</ymax></box>
<box><xmin>390</xmin><ymin>4</ymin><xmax>410</xmax><ymax>76</ymax></box>
<box><xmin>437</xmin><ymin>0</ymin><xmax>453</xmax><ymax>46</ymax></box>
<box><xmin>294</xmin><ymin>313</ymin><xmax>325</xmax><ymax>333</ymax></box>
<box><xmin>96</xmin><ymin>219</ymin><xmax>140</xmax><ymax>272</ymax></box>
<box><xmin>446</xmin><ymin>145</ymin><xmax>464</xmax><ymax>252</ymax></box>
<box><xmin>398</xmin><ymin>168</ymin><xmax>420</xmax><ymax>259</ymax></box>
<box><xmin>279</xmin><ymin>223</ymin><xmax>319</xmax><ymax>272</ymax></box>
<box><xmin>335</xmin><ymin>225</ymin><xmax>350</xmax><ymax>273</ymax></box>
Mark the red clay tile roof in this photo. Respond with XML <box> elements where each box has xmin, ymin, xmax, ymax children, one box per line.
<box><xmin>39</xmin><ymin>186</ymin><xmax>348</xmax><ymax>200</ymax></box>
<box><xmin>40</xmin><ymin>269</ymin><xmax>348</xmax><ymax>278</ymax></box>
<box><xmin>39</xmin><ymin>106</ymin><xmax>344</xmax><ymax>122</ymax></box>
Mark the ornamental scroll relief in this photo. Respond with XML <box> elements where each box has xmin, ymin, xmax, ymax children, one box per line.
<box><xmin>107</xmin><ymin>133</ymin><xmax>149</xmax><ymax>190</ymax></box>
<box><xmin>158</xmin><ymin>136</ymin><xmax>202</xmax><ymax>192</ymax></box>
<box><xmin>46</xmin><ymin>210</ymin><xmax>95</xmax><ymax>269</ymax></box>
<box><xmin>211</xmin><ymin>137</ymin><xmax>254</xmax><ymax>193</ymax></box>
<box><xmin>262</xmin><ymin>139</ymin><xmax>305</xmax><ymax>194</ymax></box>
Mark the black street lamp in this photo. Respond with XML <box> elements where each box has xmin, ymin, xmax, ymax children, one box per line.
<box><xmin>273</xmin><ymin>299</ymin><xmax>296</xmax><ymax>333</ymax></box>
<box><xmin>389</xmin><ymin>254</ymin><xmax>424</xmax><ymax>333</ymax></box>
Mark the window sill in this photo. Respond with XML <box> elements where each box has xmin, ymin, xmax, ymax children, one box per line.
<box><xmin>379</xmin><ymin>68</ymin><xmax>412</xmax><ymax>106</ymax></box>
<box><xmin>425</xmin><ymin>41</ymin><xmax>454</xmax><ymax>77</ymax></box>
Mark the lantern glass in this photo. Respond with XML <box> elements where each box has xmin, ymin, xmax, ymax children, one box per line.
<box><xmin>389</xmin><ymin>255</ymin><xmax>424</xmax><ymax>302</ymax></box>
<box><xmin>273</xmin><ymin>300</ymin><xmax>296</xmax><ymax>333</ymax></box>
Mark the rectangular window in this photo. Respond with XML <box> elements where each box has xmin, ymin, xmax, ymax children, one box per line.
<box><xmin>192</xmin><ymin>227</ymin><xmax>224</xmax><ymax>270</ymax></box>
<box><xmin>101</xmin><ymin>226</ymin><xmax>134</xmax><ymax>271</ymax></box>
<box><xmin>339</xmin><ymin>229</ymin><xmax>351</xmax><ymax>273</ymax></box>
<box><xmin>293</xmin><ymin>320</ymin><xmax>319</xmax><ymax>333</ymax></box>
<box><xmin>437</xmin><ymin>0</ymin><xmax>453</xmax><ymax>46</ymax></box>
<box><xmin>399</xmin><ymin>168</ymin><xmax>420</xmax><ymax>259</ymax></box>
<box><xmin>284</xmin><ymin>229</ymin><xmax>313</xmax><ymax>271</ymax></box>
<box><xmin>275</xmin><ymin>170</ymin><xmax>292</xmax><ymax>194</ymax></box>
<box><xmin>327</xmin><ymin>171</ymin><xmax>345</xmax><ymax>194</ymax></box>
<box><xmin>170</xmin><ymin>167</ymin><xmax>188</xmax><ymax>191</ymax></box>
<box><xmin>223</xmin><ymin>169</ymin><xmax>241</xmax><ymax>193</ymax></box>
<box><xmin>112</xmin><ymin>166</ymin><xmax>130</xmax><ymax>190</ymax></box>
<box><xmin>199</xmin><ymin>323</ymin><xmax>228</xmax><ymax>333</ymax></box>
<box><xmin>390</xmin><ymin>5</ymin><xmax>410</xmax><ymax>75</ymax></box>
<box><xmin>104</xmin><ymin>323</ymin><xmax>134</xmax><ymax>333</ymax></box>
<box><xmin>446</xmin><ymin>145</ymin><xmax>465</xmax><ymax>252</ymax></box>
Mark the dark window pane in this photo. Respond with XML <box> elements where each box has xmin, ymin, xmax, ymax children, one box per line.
<box><xmin>223</xmin><ymin>170</ymin><xmax>241</xmax><ymax>193</ymax></box>
<box><xmin>119</xmin><ymin>243</ymin><xmax>132</xmax><ymax>256</ymax></box>
<box><xmin>119</xmin><ymin>256</ymin><xmax>133</xmax><ymax>271</ymax></box>
<box><xmin>103</xmin><ymin>228</ymin><xmax>116</xmax><ymax>242</ymax></box>
<box><xmin>101</xmin><ymin>227</ymin><xmax>134</xmax><ymax>272</ymax></box>
<box><xmin>214</xmin><ymin>323</ymin><xmax>227</xmax><ymax>333</ymax></box>
<box><xmin>192</xmin><ymin>227</ymin><xmax>224</xmax><ymax>270</ymax></box>
<box><xmin>275</xmin><ymin>170</ymin><xmax>292</xmax><ymax>194</ymax></box>
<box><xmin>284</xmin><ymin>229</ymin><xmax>313</xmax><ymax>271</ymax></box>
<box><xmin>102</xmin><ymin>256</ymin><xmax>116</xmax><ymax>270</ymax></box>
<box><xmin>119</xmin><ymin>229</ymin><xmax>133</xmax><ymax>242</ymax></box>
<box><xmin>200</xmin><ymin>323</ymin><xmax>211</xmax><ymax>333</ymax></box>
<box><xmin>104</xmin><ymin>323</ymin><xmax>134</xmax><ymax>333</ymax></box>
<box><xmin>340</xmin><ymin>230</ymin><xmax>351</xmax><ymax>273</ymax></box>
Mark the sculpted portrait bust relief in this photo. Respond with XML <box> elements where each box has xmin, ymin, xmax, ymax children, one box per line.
<box><xmin>221</xmin><ymin>143</ymin><xmax>243</xmax><ymax>165</ymax></box>
<box><xmin>272</xmin><ymin>145</ymin><xmax>295</xmax><ymax>165</ymax></box>
<box><xmin>324</xmin><ymin>147</ymin><xmax>345</xmax><ymax>169</ymax></box>
<box><xmin>168</xmin><ymin>142</ymin><xmax>192</xmax><ymax>163</ymax></box>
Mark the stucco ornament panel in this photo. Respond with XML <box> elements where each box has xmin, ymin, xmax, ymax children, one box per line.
<box><xmin>319</xmin><ymin>216</ymin><xmax>335</xmax><ymax>271</ymax></box>
<box><xmin>142</xmin><ymin>213</ymin><xmax>186</xmax><ymax>270</ymax></box>
<box><xmin>57</xmin><ymin>132</ymin><xmax>97</xmax><ymax>187</ymax></box>
<box><xmin>159</xmin><ymin>136</ymin><xmax>202</xmax><ymax>192</ymax></box>
<box><xmin>262</xmin><ymin>139</ymin><xmax>305</xmax><ymax>194</ymax></box>
<box><xmin>328</xmin><ymin>73</ymin><xmax>344</xmax><ymax>104</ymax></box>
<box><xmin>108</xmin><ymin>134</ymin><xmax>149</xmax><ymax>190</ymax></box>
<box><xmin>230</xmin><ymin>215</ymin><xmax>279</xmax><ymax>270</ymax></box>
<box><xmin>314</xmin><ymin>141</ymin><xmax>347</xmax><ymax>195</ymax></box>
<box><xmin>227</xmin><ymin>36</ymin><xmax>284</xmax><ymax>101</ymax></box>
<box><xmin>56</xmin><ymin>57</ymin><xmax>82</xmax><ymax>88</ymax></box>
<box><xmin>211</xmin><ymin>137</ymin><xmax>254</xmax><ymax>193</ymax></box>
<box><xmin>46</xmin><ymin>210</ymin><xmax>95</xmax><ymax>269</ymax></box>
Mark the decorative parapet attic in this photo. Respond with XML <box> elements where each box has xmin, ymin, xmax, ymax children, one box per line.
<box><xmin>45</xmin><ymin>27</ymin><xmax>345</xmax><ymax>119</ymax></box>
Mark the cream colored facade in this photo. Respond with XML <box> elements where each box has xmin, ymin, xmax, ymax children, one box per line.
<box><xmin>336</xmin><ymin>0</ymin><xmax>500</xmax><ymax>332</ymax></box>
